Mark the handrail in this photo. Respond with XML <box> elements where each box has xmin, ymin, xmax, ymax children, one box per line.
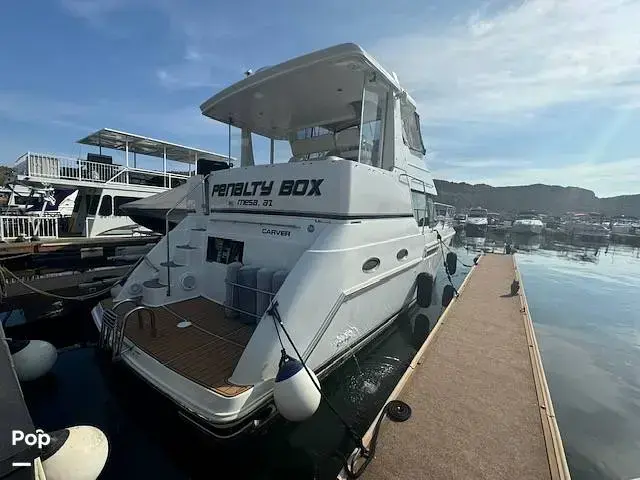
<box><xmin>165</xmin><ymin>173</ymin><xmax>211</xmax><ymax>296</ymax></box>
<box><xmin>18</xmin><ymin>152</ymin><xmax>189</xmax><ymax>186</ymax></box>
<box><xmin>113</xmin><ymin>306</ymin><xmax>157</xmax><ymax>360</ymax></box>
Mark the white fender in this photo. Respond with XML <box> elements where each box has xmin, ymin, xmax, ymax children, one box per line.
<box><xmin>42</xmin><ymin>426</ymin><xmax>109</xmax><ymax>480</ymax></box>
<box><xmin>11</xmin><ymin>340</ymin><xmax>57</xmax><ymax>382</ymax></box>
<box><xmin>273</xmin><ymin>355</ymin><xmax>321</xmax><ymax>422</ymax></box>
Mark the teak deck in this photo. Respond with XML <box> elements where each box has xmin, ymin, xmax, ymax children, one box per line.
<box><xmin>112</xmin><ymin>296</ymin><xmax>253</xmax><ymax>397</ymax></box>
<box><xmin>350</xmin><ymin>254</ymin><xmax>570</xmax><ymax>480</ymax></box>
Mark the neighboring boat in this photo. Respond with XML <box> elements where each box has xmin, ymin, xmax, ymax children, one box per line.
<box><xmin>91</xmin><ymin>43</ymin><xmax>456</xmax><ymax>438</ymax></box>
<box><xmin>120</xmin><ymin>159</ymin><xmax>230</xmax><ymax>234</ymax></box>
<box><xmin>511</xmin><ymin>211</ymin><xmax>544</xmax><ymax>235</ymax></box>
<box><xmin>609</xmin><ymin>215</ymin><xmax>639</xmax><ymax>235</ymax></box>
<box><xmin>453</xmin><ymin>213</ymin><xmax>466</xmax><ymax>232</ymax></box>
<box><xmin>5</xmin><ymin>129</ymin><xmax>228</xmax><ymax>241</ymax></box>
<box><xmin>465</xmin><ymin>207</ymin><xmax>488</xmax><ymax>236</ymax></box>
<box><xmin>562</xmin><ymin>213</ymin><xmax>611</xmax><ymax>242</ymax></box>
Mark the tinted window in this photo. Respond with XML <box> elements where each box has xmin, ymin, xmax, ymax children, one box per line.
<box><xmin>86</xmin><ymin>194</ymin><xmax>100</xmax><ymax>215</ymax></box>
<box><xmin>98</xmin><ymin>195</ymin><xmax>112</xmax><ymax>216</ymax></box>
<box><xmin>401</xmin><ymin>99</ymin><xmax>426</xmax><ymax>154</ymax></box>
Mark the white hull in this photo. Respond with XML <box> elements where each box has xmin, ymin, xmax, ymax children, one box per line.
<box><xmin>511</xmin><ymin>219</ymin><xmax>543</xmax><ymax>235</ymax></box>
<box><xmin>92</xmin><ymin>211</ymin><xmax>454</xmax><ymax>431</ymax></box>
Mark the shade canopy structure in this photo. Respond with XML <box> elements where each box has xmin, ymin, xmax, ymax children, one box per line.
<box><xmin>200</xmin><ymin>43</ymin><xmax>414</xmax><ymax>139</ymax></box>
<box><xmin>77</xmin><ymin>128</ymin><xmax>230</xmax><ymax>165</ymax></box>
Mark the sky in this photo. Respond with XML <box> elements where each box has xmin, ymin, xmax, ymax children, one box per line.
<box><xmin>1</xmin><ymin>0</ymin><xmax>639</xmax><ymax>198</ymax></box>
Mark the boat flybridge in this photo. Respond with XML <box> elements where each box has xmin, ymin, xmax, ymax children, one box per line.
<box><xmin>4</xmin><ymin>129</ymin><xmax>229</xmax><ymax>241</ymax></box>
<box><xmin>91</xmin><ymin>43</ymin><xmax>456</xmax><ymax>438</ymax></box>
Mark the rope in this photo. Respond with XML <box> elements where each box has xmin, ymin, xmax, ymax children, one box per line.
<box><xmin>438</xmin><ymin>236</ymin><xmax>475</xmax><ymax>268</ymax></box>
<box><xmin>0</xmin><ymin>259</ymin><xmax>139</xmax><ymax>303</ymax></box>
<box><xmin>437</xmin><ymin>233</ymin><xmax>459</xmax><ymax>298</ymax></box>
<box><xmin>267</xmin><ymin>303</ymin><xmax>371</xmax><ymax>477</ymax></box>
<box><xmin>0</xmin><ymin>253</ymin><xmax>33</xmax><ymax>262</ymax></box>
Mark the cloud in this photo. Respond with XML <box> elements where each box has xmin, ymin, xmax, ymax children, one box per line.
<box><xmin>372</xmin><ymin>0</ymin><xmax>640</xmax><ymax>124</ymax></box>
<box><xmin>433</xmin><ymin>156</ymin><xmax>640</xmax><ymax>197</ymax></box>
<box><xmin>58</xmin><ymin>0</ymin><xmax>130</xmax><ymax>29</ymax></box>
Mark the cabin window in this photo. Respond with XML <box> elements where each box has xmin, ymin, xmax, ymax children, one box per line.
<box><xmin>98</xmin><ymin>195</ymin><xmax>112</xmax><ymax>216</ymax></box>
<box><xmin>401</xmin><ymin>100</ymin><xmax>426</xmax><ymax>155</ymax></box>
<box><xmin>411</xmin><ymin>190</ymin><xmax>435</xmax><ymax>226</ymax></box>
<box><xmin>359</xmin><ymin>81</ymin><xmax>388</xmax><ymax>168</ymax></box>
<box><xmin>86</xmin><ymin>194</ymin><xmax>100</xmax><ymax>215</ymax></box>
<box><xmin>411</xmin><ymin>190</ymin><xmax>427</xmax><ymax>225</ymax></box>
<box><xmin>114</xmin><ymin>196</ymin><xmax>139</xmax><ymax>216</ymax></box>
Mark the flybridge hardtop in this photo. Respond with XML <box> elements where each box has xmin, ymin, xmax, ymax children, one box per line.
<box><xmin>199</xmin><ymin>43</ymin><xmax>414</xmax><ymax>138</ymax></box>
<box><xmin>91</xmin><ymin>43</ymin><xmax>455</xmax><ymax>438</ymax></box>
<box><xmin>77</xmin><ymin>128</ymin><xmax>230</xmax><ymax>165</ymax></box>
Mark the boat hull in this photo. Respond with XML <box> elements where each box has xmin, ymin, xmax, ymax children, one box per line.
<box><xmin>465</xmin><ymin>222</ymin><xmax>487</xmax><ymax>236</ymax></box>
<box><xmin>91</xmin><ymin>225</ymin><xmax>455</xmax><ymax>438</ymax></box>
<box><xmin>511</xmin><ymin>222</ymin><xmax>543</xmax><ymax>235</ymax></box>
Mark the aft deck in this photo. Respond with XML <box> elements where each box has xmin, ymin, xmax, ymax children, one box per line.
<box><xmin>108</xmin><ymin>296</ymin><xmax>254</xmax><ymax>397</ymax></box>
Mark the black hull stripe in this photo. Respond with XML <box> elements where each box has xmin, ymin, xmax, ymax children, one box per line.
<box><xmin>210</xmin><ymin>208</ymin><xmax>414</xmax><ymax>220</ymax></box>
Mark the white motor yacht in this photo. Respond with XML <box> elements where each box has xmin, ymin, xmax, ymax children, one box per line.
<box><xmin>511</xmin><ymin>211</ymin><xmax>544</xmax><ymax>235</ymax></box>
<box><xmin>5</xmin><ymin>130</ymin><xmax>228</xmax><ymax>241</ymax></box>
<box><xmin>465</xmin><ymin>207</ymin><xmax>488</xmax><ymax>236</ymax></box>
<box><xmin>91</xmin><ymin>43</ymin><xmax>456</xmax><ymax>438</ymax></box>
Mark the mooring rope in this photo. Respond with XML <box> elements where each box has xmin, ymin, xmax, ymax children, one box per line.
<box><xmin>0</xmin><ymin>259</ymin><xmax>140</xmax><ymax>303</ymax></box>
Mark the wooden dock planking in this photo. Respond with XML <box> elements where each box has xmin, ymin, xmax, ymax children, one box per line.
<box><xmin>0</xmin><ymin>234</ymin><xmax>160</xmax><ymax>256</ymax></box>
<box><xmin>352</xmin><ymin>254</ymin><xmax>570</xmax><ymax>480</ymax></box>
<box><xmin>116</xmin><ymin>296</ymin><xmax>254</xmax><ymax>397</ymax></box>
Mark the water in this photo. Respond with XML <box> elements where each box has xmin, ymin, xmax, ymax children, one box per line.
<box><xmin>6</xmin><ymin>236</ymin><xmax>640</xmax><ymax>479</ymax></box>
<box><xmin>516</xmin><ymin>242</ymin><xmax>640</xmax><ymax>480</ymax></box>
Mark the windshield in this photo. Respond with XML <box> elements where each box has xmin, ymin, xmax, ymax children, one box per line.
<box><xmin>468</xmin><ymin>211</ymin><xmax>487</xmax><ymax>218</ymax></box>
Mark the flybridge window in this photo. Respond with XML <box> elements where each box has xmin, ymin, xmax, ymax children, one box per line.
<box><xmin>401</xmin><ymin>100</ymin><xmax>426</xmax><ymax>155</ymax></box>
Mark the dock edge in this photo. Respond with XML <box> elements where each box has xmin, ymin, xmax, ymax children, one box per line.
<box><xmin>514</xmin><ymin>255</ymin><xmax>571</xmax><ymax>480</ymax></box>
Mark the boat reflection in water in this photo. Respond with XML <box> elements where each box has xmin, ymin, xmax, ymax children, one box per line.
<box><xmin>452</xmin><ymin>229</ymin><xmax>629</xmax><ymax>265</ymax></box>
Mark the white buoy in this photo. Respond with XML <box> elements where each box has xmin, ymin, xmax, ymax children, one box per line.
<box><xmin>10</xmin><ymin>340</ymin><xmax>57</xmax><ymax>382</ymax></box>
<box><xmin>41</xmin><ymin>426</ymin><xmax>109</xmax><ymax>480</ymax></box>
<box><xmin>273</xmin><ymin>355</ymin><xmax>321</xmax><ymax>422</ymax></box>
<box><xmin>110</xmin><ymin>283</ymin><xmax>123</xmax><ymax>298</ymax></box>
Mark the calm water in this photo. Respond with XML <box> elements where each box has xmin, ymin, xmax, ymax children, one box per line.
<box><xmin>7</xmin><ymin>234</ymin><xmax>640</xmax><ymax>479</ymax></box>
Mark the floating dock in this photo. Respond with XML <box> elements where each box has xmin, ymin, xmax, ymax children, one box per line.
<box><xmin>0</xmin><ymin>234</ymin><xmax>160</xmax><ymax>257</ymax></box>
<box><xmin>343</xmin><ymin>253</ymin><xmax>570</xmax><ymax>480</ymax></box>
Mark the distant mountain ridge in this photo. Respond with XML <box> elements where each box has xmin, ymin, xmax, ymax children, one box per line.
<box><xmin>433</xmin><ymin>180</ymin><xmax>640</xmax><ymax>217</ymax></box>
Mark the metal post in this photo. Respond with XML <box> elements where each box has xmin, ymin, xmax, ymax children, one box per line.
<box><xmin>125</xmin><ymin>140</ymin><xmax>129</xmax><ymax>184</ymax></box>
<box><xmin>270</xmin><ymin>138</ymin><xmax>275</xmax><ymax>164</ymax></box>
<box><xmin>163</xmin><ymin>146</ymin><xmax>167</xmax><ymax>188</ymax></box>
<box><xmin>134</xmin><ymin>152</ymin><xmax>137</xmax><ymax>168</ymax></box>
<box><xmin>228</xmin><ymin>120</ymin><xmax>232</xmax><ymax>163</ymax></box>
